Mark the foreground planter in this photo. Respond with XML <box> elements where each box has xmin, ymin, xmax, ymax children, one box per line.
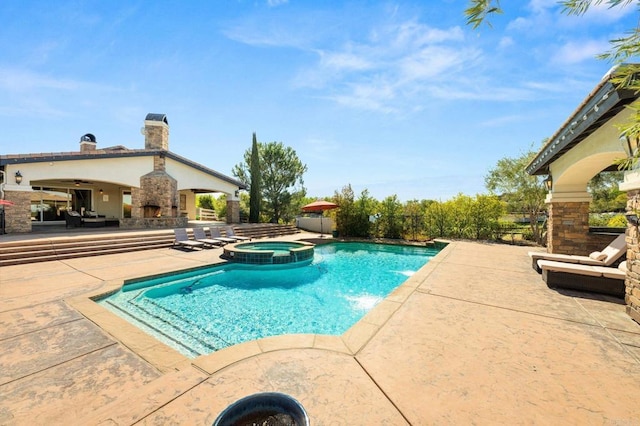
<box><xmin>213</xmin><ymin>392</ymin><xmax>309</xmax><ymax>426</ymax></box>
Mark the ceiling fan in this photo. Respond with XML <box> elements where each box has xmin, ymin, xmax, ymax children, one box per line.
<box><xmin>62</xmin><ymin>179</ymin><xmax>92</xmax><ymax>186</ymax></box>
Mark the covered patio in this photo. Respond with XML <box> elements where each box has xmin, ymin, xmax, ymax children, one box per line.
<box><xmin>0</xmin><ymin>113</ymin><xmax>246</xmax><ymax>234</ymax></box>
<box><xmin>527</xmin><ymin>65</ymin><xmax>640</xmax><ymax>324</ymax></box>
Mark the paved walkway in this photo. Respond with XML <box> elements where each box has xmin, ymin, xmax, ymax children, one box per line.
<box><xmin>1</xmin><ymin>235</ymin><xmax>639</xmax><ymax>425</ymax></box>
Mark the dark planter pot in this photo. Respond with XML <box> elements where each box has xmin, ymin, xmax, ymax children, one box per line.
<box><xmin>213</xmin><ymin>392</ymin><xmax>309</xmax><ymax>426</ymax></box>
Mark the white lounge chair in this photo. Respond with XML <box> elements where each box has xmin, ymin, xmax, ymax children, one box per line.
<box><xmin>208</xmin><ymin>227</ymin><xmax>236</xmax><ymax>244</ymax></box>
<box><xmin>173</xmin><ymin>228</ymin><xmax>205</xmax><ymax>250</ymax></box>
<box><xmin>538</xmin><ymin>259</ymin><xmax>626</xmax><ymax>298</ymax></box>
<box><xmin>225</xmin><ymin>226</ymin><xmax>251</xmax><ymax>241</ymax></box>
<box><xmin>193</xmin><ymin>227</ymin><xmax>225</xmax><ymax>247</ymax></box>
<box><xmin>528</xmin><ymin>233</ymin><xmax>626</xmax><ymax>273</ymax></box>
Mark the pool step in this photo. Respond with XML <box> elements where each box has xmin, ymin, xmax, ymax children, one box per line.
<box><xmin>0</xmin><ymin>224</ymin><xmax>300</xmax><ymax>267</ymax></box>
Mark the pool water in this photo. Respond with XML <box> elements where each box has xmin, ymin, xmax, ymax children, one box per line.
<box><xmin>98</xmin><ymin>242</ymin><xmax>440</xmax><ymax>357</ymax></box>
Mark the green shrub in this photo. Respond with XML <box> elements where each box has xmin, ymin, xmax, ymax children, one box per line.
<box><xmin>607</xmin><ymin>214</ymin><xmax>627</xmax><ymax>228</ymax></box>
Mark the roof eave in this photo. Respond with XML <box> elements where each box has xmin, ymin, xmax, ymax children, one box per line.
<box><xmin>526</xmin><ymin>71</ymin><xmax>639</xmax><ymax>176</ymax></box>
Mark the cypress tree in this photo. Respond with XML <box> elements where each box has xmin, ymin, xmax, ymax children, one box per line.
<box><xmin>249</xmin><ymin>132</ymin><xmax>261</xmax><ymax>223</ymax></box>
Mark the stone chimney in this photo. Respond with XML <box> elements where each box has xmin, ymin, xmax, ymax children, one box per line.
<box><xmin>143</xmin><ymin>113</ymin><xmax>169</xmax><ymax>150</ymax></box>
<box><xmin>79</xmin><ymin>133</ymin><xmax>96</xmax><ymax>152</ymax></box>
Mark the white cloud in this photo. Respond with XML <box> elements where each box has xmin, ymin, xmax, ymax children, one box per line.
<box><xmin>506</xmin><ymin>17</ymin><xmax>533</xmax><ymax>31</ymax></box>
<box><xmin>580</xmin><ymin>1</ymin><xmax>635</xmax><ymax>23</ymax></box>
<box><xmin>292</xmin><ymin>21</ymin><xmax>480</xmax><ymax>113</ymax></box>
<box><xmin>498</xmin><ymin>36</ymin><xmax>514</xmax><ymax>49</ymax></box>
<box><xmin>267</xmin><ymin>0</ymin><xmax>288</xmax><ymax>7</ymax></box>
<box><xmin>0</xmin><ymin>68</ymin><xmax>79</xmax><ymax>92</ymax></box>
<box><xmin>551</xmin><ymin>39</ymin><xmax>610</xmax><ymax>65</ymax></box>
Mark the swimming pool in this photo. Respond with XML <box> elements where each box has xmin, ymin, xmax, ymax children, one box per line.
<box><xmin>98</xmin><ymin>242</ymin><xmax>440</xmax><ymax>357</ymax></box>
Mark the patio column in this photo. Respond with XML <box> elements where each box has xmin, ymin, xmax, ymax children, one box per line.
<box><xmin>226</xmin><ymin>192</ymin><xmax>240</xmax><ymax>224</ymax></box>
<box><xmin>545</xmin><ymin>191</ymin><xmax>591</xmax><ymax>255</ymax></box>
<box><xmin>3</xmin><ymin>185</ymin><xmax>32</xmax><ymax>233</ymax></box>
<box><xmin>620</xmin><ymin>170</ymin><xmax>640</xmax><ymax>324</ymax></box>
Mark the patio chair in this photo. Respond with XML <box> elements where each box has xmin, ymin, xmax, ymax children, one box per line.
<box><xmin>64</xmin><ymin>211</ymin><xmax>83</xmax><ymax>228</ymax></box>
<box><xmin>173</xmin><ymin>228</ymin><xmax>205</xmax><ymax>250</ymax></box>
<box><xmin>224</xmin><ymin>226</ymin><xmax>251</xmax><ymax>241</ymax></box>
<box><xmin>208</xmin><ymin>227</ymin><xmax>237</xmax><ymax>243</ymax></box>
<box><xmin>528</xmin><ymin>233</ymin><xmax>626</xmax><ymax>273</ymax></box>
<box><xmin>538</xmin><ymin>259</ymin><xmax>626</xmax><ymax>298</ymax></box>
<box><xmin>193</xmin><ymin>227</ymin><xmax>225</xmax><ymax>247</ymax></box>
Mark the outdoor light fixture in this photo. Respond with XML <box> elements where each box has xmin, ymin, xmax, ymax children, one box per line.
<box><xmin>14</xmin><ymin>171</ymin><xmax>22</xmax><ymax>185</ymax></box>
<box><xmin>625</xmin><ymin>212</ymin><xmax>639</xmax><ymax>226</ymax></box>
<box><xmin>99</xmin><ymin>189</ymin><xmax>104</xmax><ymax>195</ymax></box>
<box><xmin>234</xmin><ymin>190</ymin><xmax>240</xmax><ymax>197</ymax></box>
<box><xmin>544</xmin><ymin>175</ymin><xmax>553</xmax><ymax>191</ymax></box>
<box><xmin>620</xmin><ymin>133</ymin><xmax>640</xmax><ymax>158</ymax></box>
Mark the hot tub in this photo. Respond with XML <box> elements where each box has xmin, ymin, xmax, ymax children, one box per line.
<box><xmin>223</xmin><ymin>241</ymin><xmax>315</xmax><ymax>265</ymax></box>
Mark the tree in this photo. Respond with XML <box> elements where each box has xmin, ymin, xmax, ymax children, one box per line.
<box><xmin>485</xmin><ymin>150</ymin><xmax>547</xmax><ymax>244</ymax></box>
<box><xmin>378</xmin><ymin>195</ymin><xmax>403</xmax><ymax>239</ymax></box>
<box><xmin>333</xmin><ymin>185</ymin><xmax>376</xmax><ymax>238</ymax></box>
<box><xmin>197</xmin><ymin>194</ymin><xmax>215</xmax><ymax>210</ymax></box>
<box><xmin>249</xmin><ymin>133</ymin><xmax>261</xmax><ymax>223</ymax></box>
<box><xmin>233</xmin><ymin>141</ymin><xmax>307</xmax><ymax>223</ymax></box>
<box><xmin>589</xmin><ymin>171</ymin><xmax>626</xmax><ymax>213</ymax></box>
<box><xmin>465</xmin><ymin>1</ymin><xmax>640</xmax><ymax>167</ymax></box>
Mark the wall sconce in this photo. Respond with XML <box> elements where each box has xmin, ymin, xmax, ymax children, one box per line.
<box><xmin>234</xmin><ymin>190</ymin><xmax>240</xmax><ymax>197</ymax></box>
<box><xmin>14</xmin><ymin>171</ymin><xmax>22</xmax><ymax>185</ymax></box>
<box><xmin>620</xmin><ymin>133</ymin><xmax>640</xmax><ymax>158</ymax></box>
<box><xmin>625</xmin><ymin>212</ymin><xmax>639</xmax><ymax>226</ymax></box>
<box><xmin>99</xmin><ymin>189</ymin><xmax>103</xmax><ymax>195</ymax></box>
<box><xmin>544</xmin><ymin>175</ymin><xmax>553</xmax><ymax>191</ymax></box>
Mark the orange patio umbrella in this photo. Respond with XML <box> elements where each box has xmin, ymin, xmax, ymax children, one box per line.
<box><xmin>301</xmin><ymin>200</ymin><xmax>339</xmax><ymax>212</ymax></box>
<box><xmin>301</xmin><ymin>200</ymin><xmax>339</xmax><ymax>236</ymax></box>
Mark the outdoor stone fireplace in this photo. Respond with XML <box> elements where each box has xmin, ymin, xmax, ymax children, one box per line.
<box><xmin>119</xmin><ymin>114</ymin><xmax>187</xmax><ymax>229</ymax></box>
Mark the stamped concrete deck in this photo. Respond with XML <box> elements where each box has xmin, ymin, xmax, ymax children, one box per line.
<box><xmin>1</xmin><ymin>233</ymin><xmax>639</xmax><ymax>425</ymax></box>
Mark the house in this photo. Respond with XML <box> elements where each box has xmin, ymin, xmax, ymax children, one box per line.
<box><xmin>0</xmin><ymin>113</ymin><xmax>246</xmax><ymax>233</ymax></box>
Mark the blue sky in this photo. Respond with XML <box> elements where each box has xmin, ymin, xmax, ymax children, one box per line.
<box><xmin>0</xmin><ymin>1</ymin><xmax>636</xmax><ymax>201</ymax></box>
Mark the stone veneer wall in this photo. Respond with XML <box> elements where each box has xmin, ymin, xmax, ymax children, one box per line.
<box><xmin>119</xmin><ymin>217</ymin><xmax>187</xmax><ymax>229</ymax></box>
<box><xmin>625</xmin><ymin>189</ymin><xmax>640</xmax><ymax>324</ymax></box>
<box><xmin>547</xmin><ymin>201</ymin><xmax>591</xmax><ymax>255</ymax></box>
<box><xmin>3</xmin><ymin>191</ymin><xmax>32</xmax><ymax>233</ymax></box>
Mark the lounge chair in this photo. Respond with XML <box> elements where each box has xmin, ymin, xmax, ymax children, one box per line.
<box><xmin>64</xmin><ymin>211</ymin><xmax>83</xmax><ymax>228</ymax></box>
<box><xmin>538</xmin><ymin>259</ymin><xmax>626</xmax><ymax>298</ymax></box>
<box><xmin>224</xmin><ymin>226</ymin><xmax>251</xmax><ymax>241</ymax></box>
<box><xmin>193</xmin><ymin>227</ymin><xmax>225</xmax><ymax>247</ymax></box>
<box><xmin>173</xmin><ymin>228</ymin><xmax>205</xmax><ymax>250</ymax></box>
<box><xmin>208</xmin><ymin>227</ymin><xmax>237</xmax><ymax>244</ymax></box>
<box><xmin>528</xmin><ymin>233</ymin><xmax>626</xmax><ymax>273</ymax></box>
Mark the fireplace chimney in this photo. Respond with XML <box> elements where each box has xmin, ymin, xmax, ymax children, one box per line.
<box><xmin>79</xmin><ymin>133</ymin><xmax>96</xmax><ymax>152</ymax></box>
<box><xmin>143</xmin><ymin>113</ymin><xmax>169</xmax><ymax>150</ymax></box>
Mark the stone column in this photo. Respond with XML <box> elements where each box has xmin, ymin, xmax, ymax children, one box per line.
<box><xmin>621</xmin><ymin>171</ymin><xmax>640</xmax><ymax>324</ymax></box>
<box><xmin>546</xmin><ymin>201</ymin><xmax>591</xmax><ymax>255</ymax></box>
<box><xmin>3</xmin><ymin>187</ymin><xmax>32</xmax><ymax>233</ymax></box>
<box><xmin>545</xmin><ymin>190</ymin><xmax>593</xmax><ymax>255</ymax></box>
<box><xmin>226</xmin><ymin>195</ymin><xmax>240</xmax><ymax>224</ymax></box>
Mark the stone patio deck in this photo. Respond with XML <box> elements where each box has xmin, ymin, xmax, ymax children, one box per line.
<box><xmin>1</xmin><ymin>233</ymin><xmax>639</xmax><ymax>425</ymax></box>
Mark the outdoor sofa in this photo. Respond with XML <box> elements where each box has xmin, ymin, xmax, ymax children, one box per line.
<box><xmin>538</xmin><ymin>259</ymin><xmax>626</xmax><ymax>298</ymax></box>
<box><xmin>528</xmin><ymin>233</ymin><xmax>626</xmax><ymax>273</ymax></box>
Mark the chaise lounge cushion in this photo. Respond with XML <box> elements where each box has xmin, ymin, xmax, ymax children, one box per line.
<box><xmin>528</xmin><ymin>234</ymin><xmax>626</xmax><ymax>273</ymax></box>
